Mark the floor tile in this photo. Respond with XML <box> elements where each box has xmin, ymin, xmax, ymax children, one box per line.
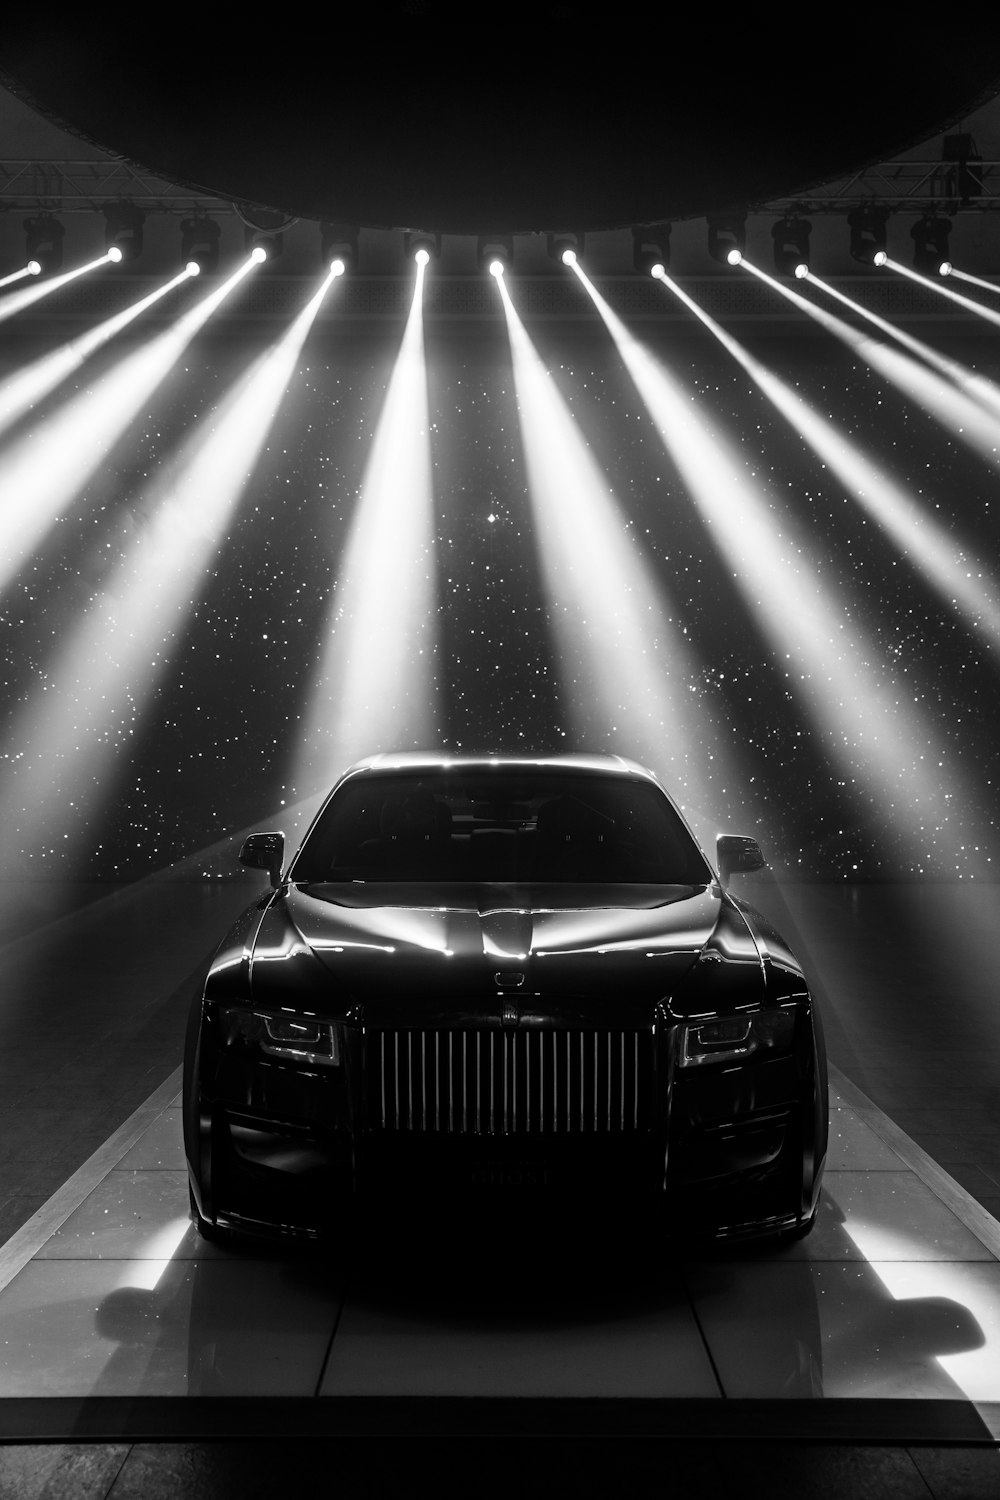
<box><xmin>824</xmin><ymin>1110</ymin><xmax>906</xmax><ymax>1172</ymax></box>
<box><xmin>320</xmin><ymin>1277</ymin><xmax>721</xmax><ymax>1398</ymax></box>
<box><xmin>33</xmin><ymin>1171</ymin><xmax>204</xmax><ymax>1262</ymax></box>
<box><xmin>0</xmin><ymin>1443</ymin><xmax>130</xmax><ymax>1500</ymax></box>
<box><xmin>822</xmin><ymin>1173</ymin><xmax>997</xmax><ymax>1262</ymax></box>
<box><xmin>116</xmin><ymin>1111</ymin><xmax>186</xmax><ymax>1171</ymax></box>
<box><xmin>0</xmin><ymin>1258</ymin><xmax>343</xmax><ymax>1397</ymax></box>
<box><xmin>684</xmin><ymin>1259</ymin><xmax>991</xmax><ymax>1400</ymax></box>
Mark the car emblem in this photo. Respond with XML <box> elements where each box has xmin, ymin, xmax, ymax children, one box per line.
<box><xmin>501</xmin><ymin>999</ymin><xmax>519</xmax><ymax>1029</ymax></box>
<box><xmin>495</xmin><ymin>971</ymin><xmax>525</xmax><ymax>989</ymax></box>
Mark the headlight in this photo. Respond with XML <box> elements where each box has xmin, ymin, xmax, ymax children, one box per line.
<box><xmin>217</xmin><ymin>1005</ymin><xmax>340</xmax><ymax>1067</ymax></box>
<box><xmin>677</xmin><ymin>1006</ymin><xmax>796</xmax><ymax>1068</ymax></box>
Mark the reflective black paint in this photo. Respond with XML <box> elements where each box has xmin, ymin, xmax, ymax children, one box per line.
<box><xmin>184</xmin><ymin>753</ymin><xmax>827</xmax><ymax>1245</ymax></box>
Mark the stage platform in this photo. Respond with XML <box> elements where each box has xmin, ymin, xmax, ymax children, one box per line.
<box><xmin>2</xmin><ymin>872</ymin><xmax>1000</xmax><ymax>1496</ymax></box>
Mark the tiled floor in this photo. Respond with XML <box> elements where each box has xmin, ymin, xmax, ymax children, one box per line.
<box><xmin>1</xmin><ymin>1074</ymin><xmax>999</xmax><ymax>1419</ymax></box>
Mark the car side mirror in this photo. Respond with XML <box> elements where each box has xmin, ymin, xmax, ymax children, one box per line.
<box><xmin>717</xmin><ymin>833</ymin><xmax>766</xmax><ymax>887</ymax></box>
<box><xmin>239</xmin><ymin>831</ymin><xmax>285</xmax><ymax>888</ymax></box>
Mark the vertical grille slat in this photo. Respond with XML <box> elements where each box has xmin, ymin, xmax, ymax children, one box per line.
<box><xmin>368</xmin><ymin>1024</ymin><xmax>652</xmax><ymax>1135</ymax></box>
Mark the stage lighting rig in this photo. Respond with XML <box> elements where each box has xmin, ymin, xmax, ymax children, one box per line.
<box><xmin>632</xmin><ymin>224</ymin><xmax>671</xmax><ymax>275</ymax></box>
<box><xmin>771</xmin><ymin>213</ymin><xmax>811</xmax><ymax>277</ymax></box>
<box><xmin>547</xmin><ymin>231</ymin><xmax>585</xmax><ymax>266</ymax></box>
<box><xmin>942</xmin><ymin>133</ymin><xmax>982</xmax><ymax>207</ymax></box>
<box><xmin>477</xmin><ymin>234</ymin><xmax>513</xmax><ymax>275</ymax></box>
<box><xmin>404</xmin><ymin>230</ymin><xmax>441</xmax><ymax>264</ymax></box>
<box><xmin>707</xmin><ymin>210</ymin><xmax>746</xmax><ymax>267</ymax></box>
<box><xmin>321</xmin><ymin>222</ymin><xmax>360</xmax><ymax>271</ymax></box>
<box><xmin>180</xmin><ymin>214</ymin><xmax>221</xmax><ymax>274</ymax></box>
<box><xmin>23</xmin><ymin>212</ymin><xmax>64</xmax><ymax>275</ymax></box>
<box><xmin>847</xmin><ymin>204</ymin><xmax>889</xmax><ymax>265</ymax></box>
<box><xmin>102</xmin><ymin>200</ymin><xmax>145</xmax><ymax>263</ymax></box>
<box><xmin>911</xmin><ymin>213</ymin><xmax>952</xmax><ymax>274</ymax></box>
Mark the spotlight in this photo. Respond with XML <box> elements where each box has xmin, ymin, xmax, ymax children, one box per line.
<box><xmin>23</xmin><ymin>213</ymin><xmax>64</xmax><ymax>275</ymax></box>
<box><xmin>106</xmin><ymin>246</ymin><xmax>124</xmax><ymax>265</ymax></box>
<box><xmin>180</xmin><ymin>214</ymin><xmax>220</xmax><ymax>274</ymax></box>
<box><xmin>547</xmin><ymin>231</ymin><xmax>585</xmax><ymax>266</ymax></box>
<box><xmin>245</xmin><ymin>229</ymin><xmax>282</xmax><ymax>262</ymax></box>
<box><xmin>235</xmin><ymin>203</ymin><xmax>296</xmax><ymax>266</ymax></box>
<box><xmin>847</xmin><ymin>204</ymin><xmax>889</xmax><ymax>265</ymax></box>
<box><xmin>631</xmin><ymin>224</ymin><xmax>671</xmax><ymax>275</ymax></box>
<box><xmin>404</xmin><ymin>230</ymin><xmax>441</xmax><ymax>265</ymax></box>
<box><xmin>771</xmin><ymin>213</ymin><xmax>811</xmax><ymax>277</ymax></box>
<box><xmin>489</xmin><ymin>259</ymin><xmax>505</xmax><ymax>279</ymax></box>
<box><xmin>26</xmin><ymin>260</ymin><xmax>41</xmax><ymax>276</ymax></box>
<box><xmin>477</xmin><ymin>234</ymin><xmax>513</xmax><ymax>275</ymax></box>
<box><xmin>102</xmin><ymin>200</ymin><xmax>145</xmax><ymax>263</ymax></box>
<box><xmin>911</xmin><ymin>214</ymin><xmax>951</xmax><ymax>275</ymax></box>
<box><xmin>321</xmin><ymin>222</ymin><xmax>359</xmax><ymax>271</ymax></box>
<box><xmin>707</xmin><ymin>210</ymin><xmax>746</xmax><ymax>267</ymax></box>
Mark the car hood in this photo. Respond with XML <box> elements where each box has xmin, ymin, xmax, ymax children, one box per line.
<box><xmin>243</xmin><ymin>881</ymin><xmax>764</xmax><ymax>1019</ymax></box>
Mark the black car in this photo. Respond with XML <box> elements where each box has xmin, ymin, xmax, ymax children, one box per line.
<box><xmin>184</xmin><ymin>753</ymin><xmax>827</xmax><ymax>1245</ymax></box>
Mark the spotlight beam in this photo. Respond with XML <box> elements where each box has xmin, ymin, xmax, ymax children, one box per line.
<box><xmin>651</xmin><ymin>265</ymin><xmax>1000</xmax><ymax>653</ymax></box>
<box><xmin>882</xmin><ymin>257</ymin><xmax>1000</xmax><ymax>333</ymax></box>
<box><xmin>0</xmin><ymin>266</ymin><xmax>196</xmax><ymax>444</ymax></box>
<box><xmin>803</xmin><ymin>269</ymin><xmax>1000</xmax><ymax>424</ymax></box>
<box><xmin>571</xmin><ymin>259</ymin><xmax>970</xmax><ymax>871</ymax></box>
<box><xmin>0</xmin><ymin>264</ymin><xmax>40</xmax><ymax>290</ymax></box>
<box><xmin>0</xmin><ymin>251</ymin><xmax>119</xmax><ymax>325</ymax></box>
<box><xmin>0</xmin><ymin>267</ymin><xmax>341</xmax><ymax>865</ymax></box>
<box><xmin>0</xmin><ymin>255</ymin><xmax>262</xmax><ymax>599</ymax></box>
<box><xmin>741</xmin><ymin>258</ymin><xmax>1000</xmax><ymax>464</ymax></box>
<box><xmin>294</xmin><ymin>255</ymin><xmax>439</xmax><ymax>796</ymax></box>
<box><xmin>495</xmin><ymin>265</ymin><xmax>742</xmax><ymax>840</ymax></box>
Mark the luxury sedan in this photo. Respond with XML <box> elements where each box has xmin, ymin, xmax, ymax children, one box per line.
<box><xmin>183</xmin><ymin>753</ymin><xmax>827</xmax><ymax>1245</ymax></box>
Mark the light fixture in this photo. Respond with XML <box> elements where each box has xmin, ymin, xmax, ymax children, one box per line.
<box><xmin>707</xmin><ymin>210</ymin><xmax>746</xmax><ymax>267</ymax></box>
<box><xmin>632</xmin><ymin>224</ymin><xmax>671</xmax><ymax>274</ymax></box>
<box><xmin>477</xmin><ymin>234</ymin><xmax>513</xmax><ymax>275</ymax></box>
<box><xmin>235</xmin><ymin>203</ymin><xmax>296</xmax><ymax>267</ymax></box>
<box><xmin>23</xmin><ymin>212</ymin><xmax>64</xmax><ymax>275</ymax></box>
<box><xmin>547</xmin><ymin>231</ymin><xmax>585</xmax><ymax>266</ymax></box>
<box><xmin>321</xmin><ymin>222</ymin><xmax>359</xmax><ymax>271</ymax></box>
<box><xmin>102</xmin><ymin>200</ymin><xmax>145</xmax><ymax>263</ymax></box>
<box><xmin>847</xmin><ymin>204</ymin><xmax>889</xmax><ymax>265</ymax></box>
<box><xmin>180</xmin><ymin>214</ymin><xmax>221</xmax><ymax>274</ymax></box>
<box><xmin>403</xmin><ymin>230</ymin><xmax>441</xmax><ymax>264</ymax></box>
<box><xmin>771</xmin><ymin>213</ymin><xmax>811</xmax><ymax>277</ymax></box>
<box><xmin>911</xmin><ymin>214</ymin><xmax>952</xmax><ymax>274</ymax></box>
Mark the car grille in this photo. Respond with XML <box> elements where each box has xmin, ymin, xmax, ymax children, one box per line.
<box><xmin>366</xmin><ymin>1026</ymin><xmax>655</xmax><ymax>1135</ymax></box>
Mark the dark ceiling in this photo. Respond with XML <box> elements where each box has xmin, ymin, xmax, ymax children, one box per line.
<box><xmin>3</xmin><ymin>11</ymin><xmax>1000</xmax><ymax>235</ymax></box>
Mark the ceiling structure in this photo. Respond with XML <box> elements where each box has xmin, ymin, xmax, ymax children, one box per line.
<box><xmin>1</xmin><ymin>13</ymin><xmax>999</xmax><ymax>235</ymax></box>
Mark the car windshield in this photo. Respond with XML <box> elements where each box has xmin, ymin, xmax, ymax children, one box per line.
<box><xmin>293</xmin><ymin>770</ymin><xmax>711</xmax><ymax>885</ymax></box>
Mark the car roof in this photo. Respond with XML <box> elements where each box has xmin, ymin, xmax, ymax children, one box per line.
<box><xmin>337</xmin><ymin>751</ymin><xmax>659</xmax><ymax>784</ymax></box>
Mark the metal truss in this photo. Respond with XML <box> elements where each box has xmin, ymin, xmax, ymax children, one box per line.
<box><xmin>4</xmin><ymin>155</ymin><xmax>1000</xmax><ymax>222</ymax></box>
<box><xmin>0</xmin><ymin>160</ymin><xmax>234</xmax><ymax>213</ymax></box>
<box><xmin>759</xmin><ymin>159</ymin><xmax>1000</xmax><ymax>216</ymax></box>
